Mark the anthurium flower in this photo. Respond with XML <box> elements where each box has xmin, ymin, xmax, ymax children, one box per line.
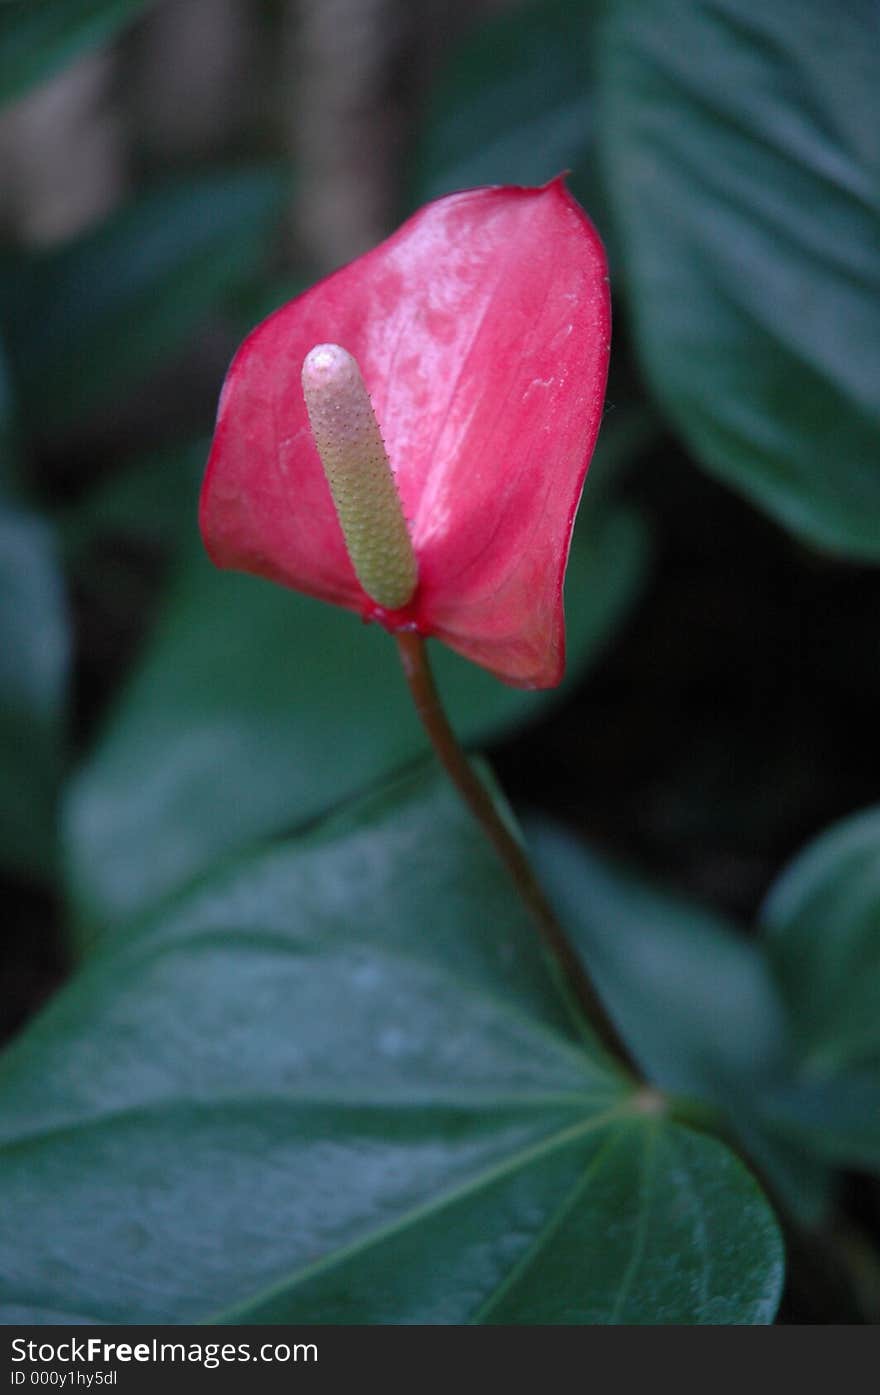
<box><xmin>199</xmin><ymin>177</ymin><xmax>610</xmax><ymax>688</ymax></box>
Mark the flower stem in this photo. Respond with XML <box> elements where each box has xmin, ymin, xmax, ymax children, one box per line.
<box><xmin>395</xmin><ymin>631</ymin><xmax>641</xmax><ymax>1080</ymax></box>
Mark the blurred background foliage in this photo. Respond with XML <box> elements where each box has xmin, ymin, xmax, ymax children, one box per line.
<box><xmin>1</xmin><ymin>0</ymin><xmax>879</xmax><ymax>1324</ymax></box>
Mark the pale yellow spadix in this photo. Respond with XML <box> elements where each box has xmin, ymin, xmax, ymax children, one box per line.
<box><xmin>301</xmin><ymin>344</ymin><xmax>418</xmax><ymax>611</ymax></box>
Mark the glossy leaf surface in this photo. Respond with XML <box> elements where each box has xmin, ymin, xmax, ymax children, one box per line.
<box><xmin>2</xmin><ymin>768</ymin><xmax>783</xmax><ymax>1324</ymax></box>
<box><xmin>528</xmin><ymin>819</ymin><xmax>833</xmax><ymax>1223</ymax></box>
<box><xmin>599</xmin><ymin>0</ymin><xmax>880</xmax><ymax>558</ymax></box>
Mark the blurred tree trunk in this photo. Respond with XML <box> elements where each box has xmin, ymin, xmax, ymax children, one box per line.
<box><xmin>284</xmin><ymin>0</ymin><xmax>405</xmax><ymax>271</ymax></box>
<box><xmin>127</xmin><ymin>0</ymin><xmax>256</xmax><ymax>160</ymax></box>
<box><xmin>284</xmin><ymin>0</ymin><xmax>508</xmax><ymax>272</ymax></box>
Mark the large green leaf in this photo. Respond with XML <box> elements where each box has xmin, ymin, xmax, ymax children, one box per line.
<box><xmin>598</xmin><ymin>0</ymin><xmax>880</xmax><ymax>558</ymax></box>
<box><xmin>0</xmin><ymin>508</ymin><xmax>69</xmax><ymax>878</ymax></box>
<box><xmin>226</xmin><ymin>1118</ymin><xmax>782</xmax><ymax>1326</ymax></box>
<box><xmin>0</xmin><ymin>169</ymin><xmax>287</xmax><ymax>437</ymax></box>
<box><xmin>757</xmin><ymin>1074</ymin><xmax>880</xmax><ymax>1174</ymax></box>
<box><xmin>529</xmin><ymin>820</ymin><xmax>790</xmax><ymax>1101</ymax></box>
<box><xmin>63</xmin><ymin>502</ymin><xmax>648</xmax><ymax>935</ymax></box>
<box><xmin>0</xmin><ymin>0</ymin><xmax>152</xmax><ymax>107</ymax></box>
<box><xmin>528</xmin><ymin>820</ymin><xmax>832</xmax><ymax>1223</ymax></box>
<box><xmin>60</xmin><ymin>438</ymin><xmax>206</xmax><ymax>563</ymax></box>
<box><xmin>413</xmin><ymin>0</ymin><xmax>602</xmax><ymax>216</ymax></box>
<box><xmin>762</xmin><ymin>804</ymin><xmax>880</xmax><ymax>1076</ymax></box>
<box><xmin>0</xmin><ymin>767</ymin><xmax>783</xmax><ymax>1323</ymax></box>
<box><xmin>756</xmin><ymin>805</ymin><xmax>880</xmax><ymax>1175</ymax></box>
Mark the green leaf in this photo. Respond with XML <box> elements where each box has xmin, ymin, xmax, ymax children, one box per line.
<box><xmin>528</xmin><ymin>819</ymin><xmax>833</xmax><ymax>1224</ymax></box>
<box><xmin>1</xmin><ymin>168</ymin><xmax>288</xmax><ymax>438</ymax></box>
<box><xmin>0</xmin><ymin>508</ymin><xmax>69</xmax><ymax>878</ymax></box>
<box><xmin>744</xmin><ymin>804</ymin><xmax>880</xmax><ymax>1180</ymax></box>
<box><xmin>758</xmin><ymin>1074</ymin><xmax>880</xmax><ymax>1174</ymax></box>
<box><xmin>758</xmin><ymin>806</ymin><xmax>880</xmax><ymax>1178</ymax></box>
<box><xmin>0</xmin><ymin>766</ymin><xmax>782</xmax><ymax>1324</ymax></box>
<box><xmin>414</xmin><ymin>0</ymin><xmax>599</xmax><ymax>203</ymax></box>
<box><xmin>762</xmin><ymin>803</ymin><xmax>880</xmax><ymax>1076</ymax></box>
<box><xmin>60</xmin><ymin>438</ymin><xmax>206</xmax><ymax>563</ymax></box>
<box><xmin>63</xmin><ymin>503</ymin><xmax>649</xmax><ymax>934</ymax></box>
<box><xmin>0</xmin><ymin>0</ymin><xmax>152</xmax><ymax>107</ymax></box>
<box><xmin>529</xmin><ymin>820</ymin><xmax>791</xmax><ymax>1101</ymax></box>
<box><xmin>225</xmin><ymin>273</ymin><xmax>313</xmax><ymax>340</ymax></box>
<box><xmin>227</xmin><ymin>1119</ymin><xmax>782</xmax><ymax>1326</ymax></box>
<box><xmin>598</xmin><ymin>0</ymin><xmax>880</xmax><ymax>559</ymax></box>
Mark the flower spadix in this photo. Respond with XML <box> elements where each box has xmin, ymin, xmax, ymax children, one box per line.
<box><xmin>200</xmin><ymin>178</ymin><xmax>610</xmax><ymax>688</ymax></box>
<box><xmin>301</xmin><ymin>344</ymin><xmax>417</xmax><ymax>611</ymax></box>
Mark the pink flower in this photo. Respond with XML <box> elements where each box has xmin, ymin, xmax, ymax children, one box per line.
<box><xmin>199</xmin><ymin>177</ymin><xmax>610</xmax><ymax>688</ymax></box>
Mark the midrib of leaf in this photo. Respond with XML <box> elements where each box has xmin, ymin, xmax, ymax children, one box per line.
<box><xmin>205</xmin><ymin>1096</ymin><xmax>638</xmax><ymax>1324</ymax></box>
<box><xmin>607</xmin><ymin>1119</ymin><xmax>660</xmax><ymax>1323</ymax></box>
<box><xmin>0</xmin><ymin>1090</ymin><xmax>624</xmax><ymax>1158</ymax></box>
<box><xmin>468</xmin><ymin>1124</ymin><xmax>632</xmax><ymax>1323</ymax></box>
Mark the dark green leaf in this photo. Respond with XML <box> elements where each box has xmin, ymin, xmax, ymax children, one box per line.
<box><xmin>225</xmin><ymin>273</ymin><xmax>312</xmax><ymax>339</ymax></box>
<box><xmin>414</xmin><ymin>0</ymin><xmax>596</xmax><ymax>198</ymax></box>
<box><xmin>756</xmin><ymin>805</ymin><xmax>880</xmax><ymax>1176</ymax></box>
<box><xmin>0</xmin><ymin>509</ymin><xmax>69</xmax><ymax>877</ymax></box>
<box><xmin>762</xmin><ymin>804</ymin><xmax>880</xmax><ymax>1075</ymax></box>
<box><xmin>758</xmin><ymin>1074</ymin><xmax>880</xmax><ymax>1173</ymax></box>
<box><xmin>63</xmin><ymin>504</ymin><xmax>648</xmax><ymax>934</ymax></box>
<box><xmin>0</xmin><ymin>0</ymin><xmax>151</xmax><ymax>107</ymax></box>
<box><xmin>227</xmin><ymin>1119</ymin><xmax>782</xmax><ymax>1326</ymax></box>
<box><xmin>598</xmin><ymin>0</ymin><xmax>880</xmax><ymax>558</ymax></box>
<box><xmin>529</xmin><ymin>819</ymin><xmax>790</xmax><ymax>1100</ymax></box>
<box><xmin>528</xmin><ymin>819</ymin><xmax>833</xmax><ymax>1223</ymax></box>
<box><xmin>60</xmin><ymin>438</ymin><xmax>206</xmax><ymax>563</ymax></box>
<box><xmin>694</xmin><ymin>806</ymin><xmax>880</xmax><ymax>1180</ymax></box>
<box><xmin>1</xmin><ymin>169</ymin><xmax>287</xmax><ymax>437</ymax></box>
<box><xmin>0</xmin><ymin>767</ymin><xmax>782</xmax><ymax>1323</ymax></box>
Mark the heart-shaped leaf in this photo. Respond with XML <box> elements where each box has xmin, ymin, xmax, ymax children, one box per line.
<box><xmin>0</xmin><ymin>766</ymin><xmax>783</xmax><ymax>1323</ymax></box>
<box><xmin>598</xmin><ymin>0</ymin><xmax>880</xmax><ymax>558</ymax></box>
<box><xmin>528</xmin><ymin>819</ymin><xmax>833</xmax><ymax>1223</ymax></box>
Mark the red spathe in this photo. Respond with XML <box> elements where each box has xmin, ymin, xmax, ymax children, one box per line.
<box><xmin>199</xmin><ymin>178</ymin><xmax>611</xmax><ymax>688</ymax></box>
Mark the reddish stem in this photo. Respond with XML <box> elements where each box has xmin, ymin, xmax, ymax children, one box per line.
<box><xmin>395</xmin><ymin>630</ymin><xmax>641</xmax><ymax>1079</ymax></box>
